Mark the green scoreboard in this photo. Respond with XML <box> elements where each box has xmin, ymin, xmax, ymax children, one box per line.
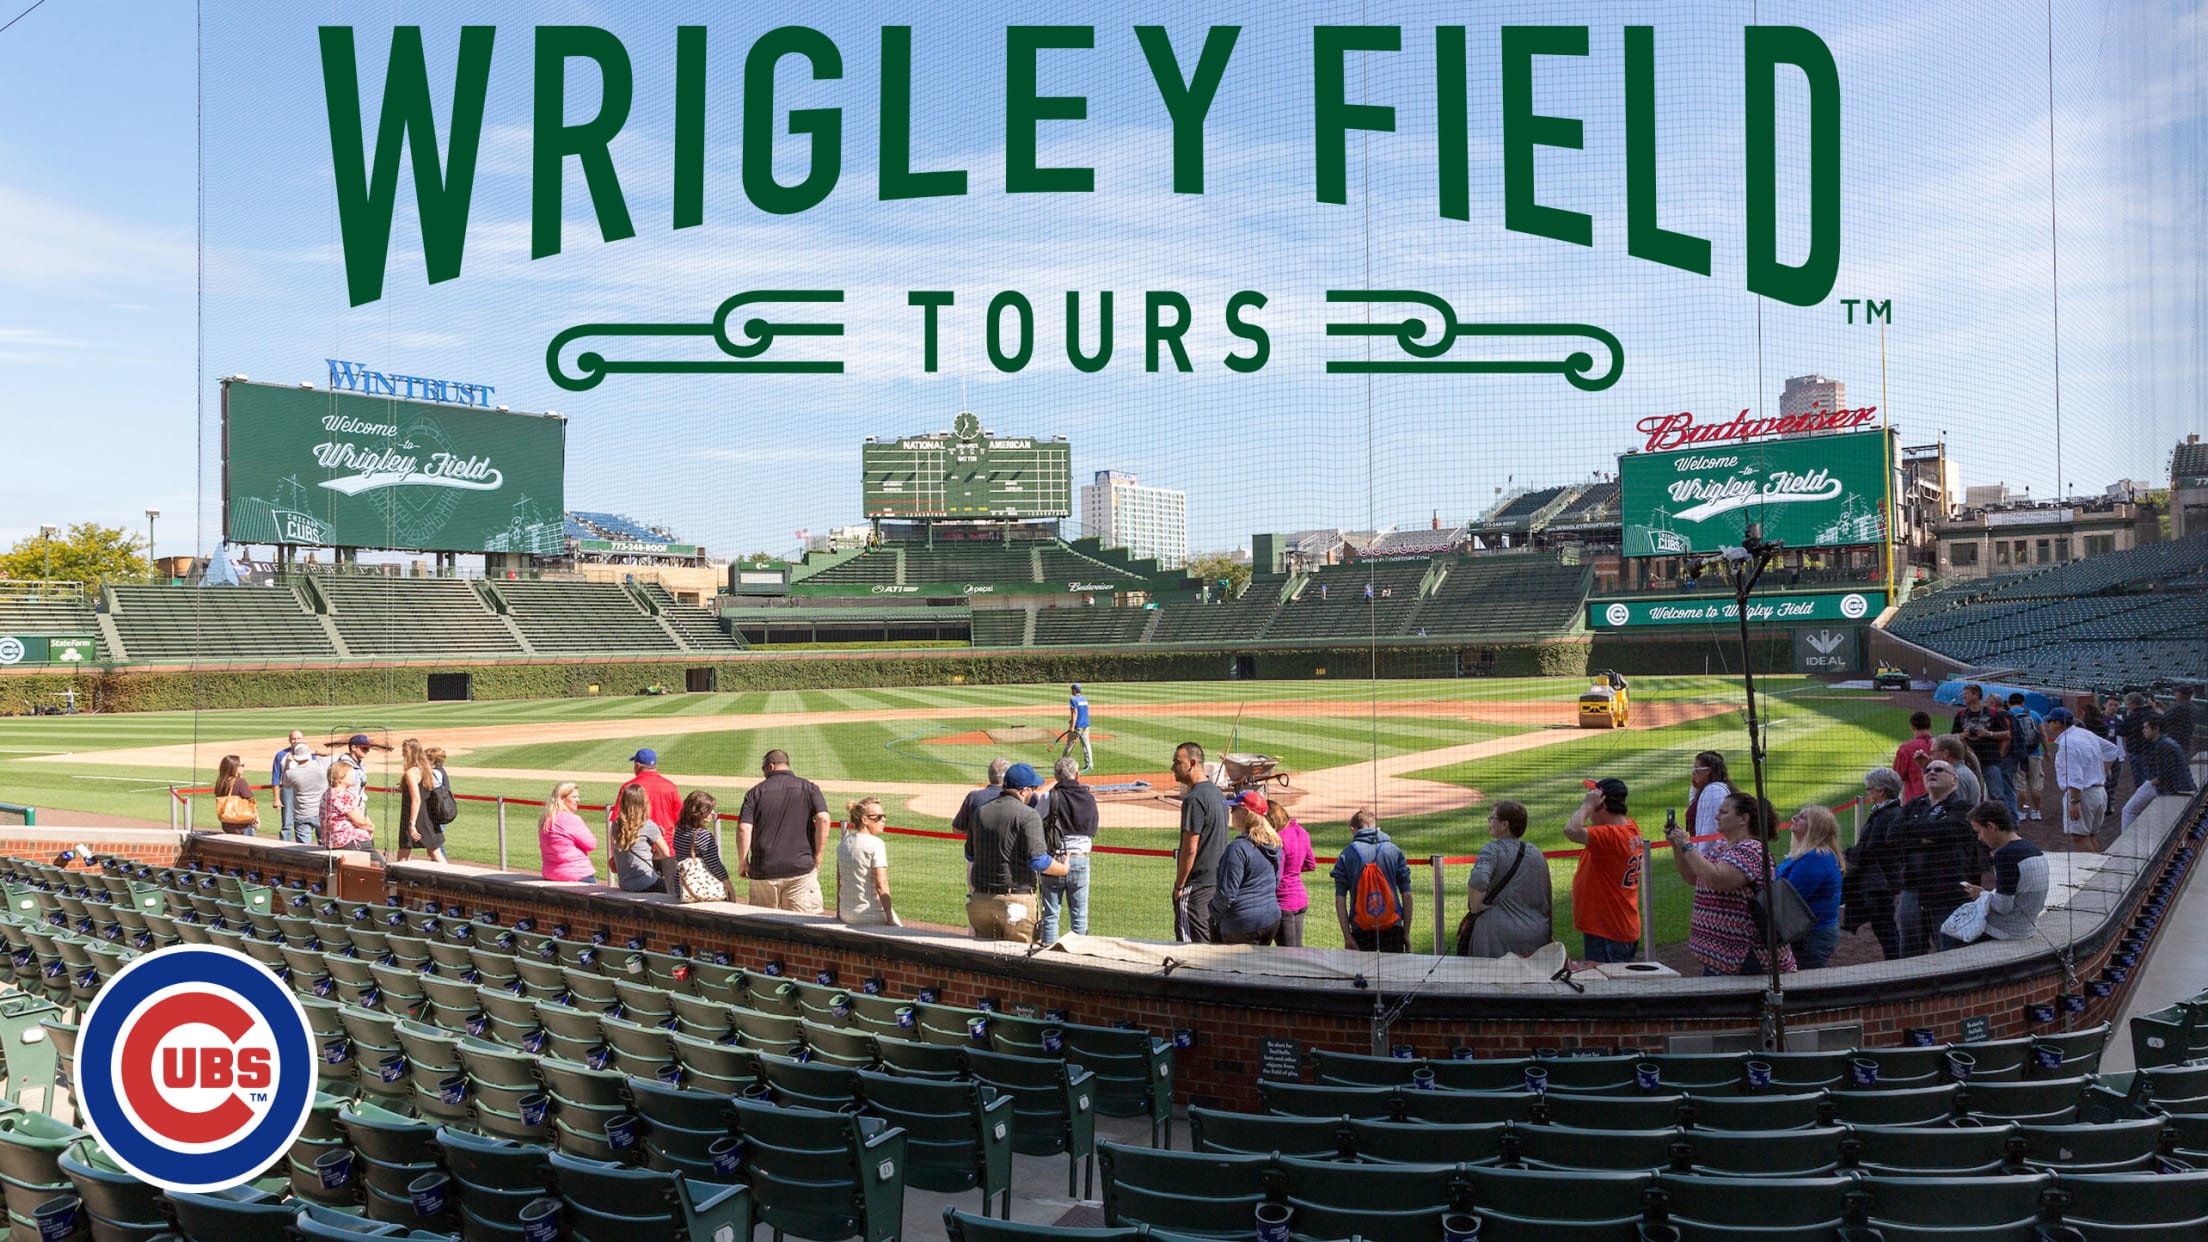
<box><xmin>223</xmin><ymin>381</ymin><xmax>567</xmax><ymax>553</ymax></box>
<box><xmin>862</xmin><ymin>412</ymin><xmax>1071</xmax><ymax>519</ymax></box>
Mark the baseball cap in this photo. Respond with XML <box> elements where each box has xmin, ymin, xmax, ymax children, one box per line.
<box><xmin>2044</xmin><ymin>707</ymin><xmax>2075</xmax><ymax>725</ymax></box>
<box><xmin>291</xmin><ymin>743</ymin><xmax>313</xmax><ymax>761</ymax></box>
<box><xmin>1230</xmin><ymin>790</ymin><xmax>1270</xmax><ymax>816</ymax></box>
<box><xmin>1584</xmin><ymin>777</ymin><xmax>1629</xmax><ymax>807</ymax></box>
<box><xmin>1071</xmin><ymin>683</ymin><xmax>1082</xmax><ymax>693</ymax></box>
<box><xmin>629</xmin><ymin>748</ymin><xmax>659</xmax><ymax>766</ymax></box>
<box><xmin>1003</xmin><ymin>763</ymin><xmax>1043</xmax><ymax>790</ymax></box>
<box><xmin>346</xmin><ymin>733</ymin><xmax>382</xmax><ymax>749</ymax></box>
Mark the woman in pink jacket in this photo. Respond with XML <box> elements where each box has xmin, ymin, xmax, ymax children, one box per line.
<box><xmin>538</xmin><ymin>782</ymin><xmax>597</xmax><ymax>882</ymax></box>
<box><xmin>1262</xmin><ymin>796</ymin><xmax>1317</xmax><ymax>946</ymax></box>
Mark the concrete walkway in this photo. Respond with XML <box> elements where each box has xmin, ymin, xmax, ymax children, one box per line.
<box><xmin>2103</xmin><ymin>758</ymin><xmax>2208</xmax><ymax>1075</ymax></box>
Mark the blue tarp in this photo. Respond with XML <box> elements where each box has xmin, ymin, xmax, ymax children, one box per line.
<box><xmin>200</xmin><ymin>545</ymin><xmax>245</xmax><ymax>587</ymax></box>
<box><xmin>1933</xmin><ymin>679</ymin><xmax>2056</xmax><ymax>714</ymax></box>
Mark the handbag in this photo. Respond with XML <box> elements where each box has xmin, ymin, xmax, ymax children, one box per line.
<box><xmin>1748</xmin><ymin>873</ymin><xmax>1819</xmax><ymax>947</ymax></box>
<box><xmin>668</xmin><ymin>829</ymin><xmax>727</xmax><ymax>904</ymax></box>
<box><xmin>1940</xmin><ymin>894</ymin><xmax>1992</xmax><ymax>944</ymax></box>
<box><xmin>1455</xmin><ymin>840</ymin><xmax>1531</xmax><ymax>956</ymax></box>
<box><xmin>217</xmin><ymin>790</ymin><xmax>258</xmax><ymax>826</ymax></box>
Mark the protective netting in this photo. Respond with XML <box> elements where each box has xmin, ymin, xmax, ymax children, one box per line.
<box><xmin>173</xmin><ymin>2</ymin><xmax>2204</xmax><ymax>980</ymax></box>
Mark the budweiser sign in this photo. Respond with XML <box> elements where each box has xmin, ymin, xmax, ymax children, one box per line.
<box><xmin>1637</xmin><ymin>406</ymin><xmax>1878</xmax><ymax>452</ymax></box>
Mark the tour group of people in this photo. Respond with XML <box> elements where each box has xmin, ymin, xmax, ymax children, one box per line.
<box><xmin>214</xmin><ymin>679</ymin><xmax>2195</xmax><ymax>972</ymax></box>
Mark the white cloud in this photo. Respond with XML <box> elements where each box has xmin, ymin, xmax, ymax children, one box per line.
<box><xmin>0</xmin><ymin>186</ymin><xmax>192</xmax><ymax>291</ymax></box>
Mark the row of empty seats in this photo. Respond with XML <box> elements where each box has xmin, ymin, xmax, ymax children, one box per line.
<box><xmin>487</xmin><ymin>579</ymin><xmax>680</xmax><ymax>655</ymax></box>
<box><xmin>106</xmin><ymin>582</ymin><xmax>338</xmax><ymax>662</ymax></box>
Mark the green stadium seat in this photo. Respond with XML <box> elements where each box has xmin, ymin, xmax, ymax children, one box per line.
<box><xmin>431</xmin><ymin>1127</ymin><xmax>552</xmax><ymax>1236</ymax></box>
<box><xmin>1187</xmin><ymin>1109</ymin><xmax>1344</xmax><ymax>1159</ymax></box>
<box><xmin>1641</xmin><ymin>1054</ymin><xmax>1748</xmax><ymax>1094</ymax></box>
<box><xmin>1060</xmin><ymin>1023</ymin><xmax>1174</xmax><ymax>1149</ymax></box>
<box><xmin>1679</xmin><ymin>1090</ymin><xmax>1828</xmax><ymax>1132</ymax></box>
<box><xmin>670</xmin><ymin>1032</ymin><xmax>761</xmax><ymax>1095</ymax></box>
<box><xmin>1538</xmin><ymin>1092</ymin><xmax>1685</xmax><ymax>1131</ymax></box>
<box><xmin>965</xmin><ymin>1048</ymin><xmax>1098</xmax><ymax>1198</ymax></box>
<box><xmin>1511</xmin><ymin>1124</ymin><xmax>1679</xmax><ymax>1172</ymax></box>
<box><xmin>164</xmin><ymin>1186</ymin><xmax>297</xmax><ymax>1242</ymax></box>
<box><xmin>736</xmin><ymin>970</ymin><xmax>804</xmax><ymax>1018</ymax></box>
<box><xmin>611</xmin><ymin>978</ymin><xmax>673</xmax><ymax>1024</ymax></box>
<box><xmin>0</xmin><ymin>1106</ymin><xmax>84</xmax><ymax>1232</ymax></box>
<box><xmin>536</xmin><ymin>1056</ymin><xmax>633</xmax><ymax>1160</ymax></box>
<box><xmin>1398</xmin><ymin>1089</ymin><xmax>1542</xmax><ymax>1127</ymax></box>
<box><xmin>597</xmin><ymin>1014</ymin><xmax>676</xmax><ymax>1079</ymax></box>
<box><xmin>801</xmin><ymin>1019</ymin><xmax>880</xmax><ymax>1070</ymax></box>
<box><xmin>546</xmin><ymin>1150</ymin><xmax>751</xmax><ymax>1242</ymax></box>
<box><xmin>2017</xmin><ymin>1117</ymin><xmax>2169</xmax><ymax>1172</ymax></box>
<box><xmin>57</xmin><ymin>1139</ymin><xmax>167</xmax><ymax>1239</ymax></box>
<box><xmin>1677</xmin><ymin>1126</ymin><xmax>1848</xmax><ymax>1177</ymax></box>
<box><xmin>876</xmin><ymin>1035</ymin><xmax>969</xmax><ymax>1080</ymax></box>
<box><xmin>1965</xmin><ymin>1076</ymin><xmax>2093</xmax><ymax>1124</ymax></box>
<box><xmin>1531</xmin><ymin>1055</ymin><xmax>1643</xmax><ymax>1094</ymax></box>
<box><xmin>726</xmin><ymin>1095</ymin><xmax>905</xmax><ymax>1242</ymax></box>
<box><xmin>1347</xmin><ymin>1118</ymin><xmax>1503</xmax><ymax>1165</ymax></box>
<box><xmin>1311</xmin><ymin>1049</ymin><xmax>1418</xmax><ymax>1088</ymax></box>
<box><xmin>760</xmin><ymin>1053</ymin><xmax>862</xmax><ymax>1113</ymax></box>
<box><xmin>1857</xmin><ymin>1172</ymin><xmax>2052</xmax><ymax>1239</ymax></box>
<box><xmin>1758</xmin><ymin>1050</ymin><xmax>1854</xmax><ymax>1092</ymax></box>
<box><xmin>1428</xmin><ymin>1058</ymin><xmax>1537</xmax><ymax>1093</ymax></box>
<box><xmin>1098</xmin><ymin>1144</ymin><xmax>1269</xmax><ymax>1236</ymax></box>
<box><xmin>670</xmin><ymin>992</ymin><xmax>734</xmax><ymax>1039</ymax></box>
<box><xmin>733</xmin><ymin>1006</ymin><xmax>806</xmax><ymax>1057</ymax></box>
<box><xmin>1257</xmin><ymin>1081</ymin><xmax>1395</xmax><ymax>1120</ymax></box>
<box><xmin>623</xmin><ymin>1072</ymin><xmax>732</xmax><ymax>1162</ymax></box>
<box><xmin>533</xmin><ymin>1000</ymin><xmax>605</xmax><ymax>1062</ymax></box>
<box><xmin>942</xmin><ymin>1209</ymin><xmax>1141</xmax><ymax>1241</ymax></box>
<box><xmin>1280</xmin><ymin>1153</ymin><xmax>1465</xmax><ymax>1240</ymax></box>
<box><xmin>1849</xmin><ymin>1121</ymin><xmax>2020</xmax><ymax>1176</ymax></box>
<box><xmin>856</xmin><ymin>1069</ymin><xmax>1015</xmax><ymax>1217</ymax></box>
<box><xmin>1464</xmin><ymin>1165</ymin><xmax>1653</xmax><ymax>1229</ymax></box>
<box><xmin>1653</xmin><ymin>1171</ymin><xmax>1852</xmax><ymax>1239</ymax></box>
<box><xmin>2050</xmin><ymin>1169</ymin><xmax>2208</xmax><ymax>1239</ymax></box>
<box><xmin>1849</xmin><ymin>1046</ymin><xmax>1951</xmax><ymax>1090</ymax></box>
<box><xmin>1828</xmin><ymin>1084</ymin><xmax>1959</xmax><ymax>1127</ymax></box>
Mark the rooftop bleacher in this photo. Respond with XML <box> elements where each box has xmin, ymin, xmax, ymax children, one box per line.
<box><xmin>1490</xmin><ymin>485</ymin><xmax>1569</xmax><ymax>522</ymax></box>
<box><xmin>490</xmin><ymin>579</ymin><xmax>680</xmax><ymax>655</ymax></box>
<box><xmin>107</xmin><ymin>583</ymin><xmax>338</xmax><ymax>663</ymax></box>
<box><xmin>1365</xmin><ymin>526</ymin><xmax>1467</xmax><ymax>558</ymax></box>
<box><xmin>314</xmin><ymin>577</ymin><xmax>525</xmax><ymax>659</ymax></box>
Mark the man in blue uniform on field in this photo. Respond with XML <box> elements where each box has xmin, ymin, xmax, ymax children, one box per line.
<box><xmin>1061</xmin><ymin>683</ymin><xmax>1093</xmax><ymax>773</ymax></box>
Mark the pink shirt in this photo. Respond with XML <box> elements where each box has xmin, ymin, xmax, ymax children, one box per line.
<box><xmin>1894</xmin><ymin>736</ymin><xmax>1934</xmax><ymax>803</ymax></box>
<box><xmin>540</xmin><ymin>810</ymin><xmax>598</xmax><ymax>882</ymax></box>
<box><xmin>1274</xmin><ymin>820</ymin><xmax>1316</xmax><ymax>914</ymax></box>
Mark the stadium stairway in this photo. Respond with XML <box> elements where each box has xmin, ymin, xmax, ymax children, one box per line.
<box><xmin>633</xmin><ymin>582</ymin><xmax>746</xmax><ymax>652</ymax></box>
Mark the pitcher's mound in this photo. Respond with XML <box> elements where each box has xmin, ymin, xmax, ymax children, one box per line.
<box><xmin>927</xmin><ymin>727</ymin><xmax>1113</xmax><ymax>746</ymax></box>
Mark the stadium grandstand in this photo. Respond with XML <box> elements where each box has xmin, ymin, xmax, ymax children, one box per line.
<box><xmin>1883</xmin><ymin>530</ymin><xmax>2208</xmax><ymax>688</ymax></box>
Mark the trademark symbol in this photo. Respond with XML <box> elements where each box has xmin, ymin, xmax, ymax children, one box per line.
<box><xmin>1840</xmin><ymin>299</ymin><xmax>1892</xmax><ymax>324</ymax></box>
<box><xmin>250</xmin><ymin>1092</ymin><xmax>269</xmax><ymax>1103</ymax></box>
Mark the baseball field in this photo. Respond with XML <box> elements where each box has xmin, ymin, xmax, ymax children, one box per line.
<box><xmin>0</xmin><ymin>675</ymin><xmax>1909</xmax><ymax>951</ymax></box>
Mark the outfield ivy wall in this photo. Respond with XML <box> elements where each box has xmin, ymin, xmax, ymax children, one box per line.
<box><xmin>0</xmin><ymin>638</ymin><xmax>1598</xmax><ymax>713</ymax></box>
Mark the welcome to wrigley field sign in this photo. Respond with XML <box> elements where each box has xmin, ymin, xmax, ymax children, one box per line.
<box><xmin>1618</xmin><ymin>417</ymin><xmax>1889</xmax><ymax>558</ymax></box>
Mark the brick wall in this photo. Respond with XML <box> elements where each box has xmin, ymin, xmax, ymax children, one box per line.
<box><xmin>172</xmin><ymin>796</ymin><xmax>2203</xmax><ymax>1112</ymax></box>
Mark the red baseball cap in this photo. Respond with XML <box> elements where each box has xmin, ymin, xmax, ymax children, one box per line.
<box><xmin>1230</xmin><ymin>790</ymin><xmax>1270</xmax><ymax>816</ymax></box>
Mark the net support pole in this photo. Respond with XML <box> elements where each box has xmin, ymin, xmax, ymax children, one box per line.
<box><xmin>496</xmin><ymin>798</ymin><xmax>508</xmax><ymax>871</ymax></box>
<box><xmin>169</xmin><ymin>787</ymin><xmax>179</xmax><ymax>834</ymax></box>
<box><xmin>183</xmin><ymin>795</ymin><xmax>193</xmax><ymax>831</ymax></box>
<box><xmin>1639</xmin><ymin>839</ymin><xmax>1656</xmax><ymax>961</ymax></box>
<box><xmin>1430</xmin><ymin>855</ymin><xmax>1446</xmax><ymax>955</ymax></box>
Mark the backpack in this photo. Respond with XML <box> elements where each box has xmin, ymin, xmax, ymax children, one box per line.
<box><xmin>1347</xmin><ymin>842</ymin><xmax>1404</xmax><ymax>932</ymax></box>
<box><xmin>427</xmin><ymin>769</ymin><xmax>460</xmax><ymax>826</ymax></box>
<box><xmin>2011</xmin><ymin>710</ymin><xmax>2040</xmax><ymax>755</ymax></box>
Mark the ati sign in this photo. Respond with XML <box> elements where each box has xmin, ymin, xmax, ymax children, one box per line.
<box><xmin>1793</xmin><ymin>626</ymin><xmax>1863</xmax><ymax>674</ymax></box>
<box><xmin>0</xmin><ymin>635</ymin><xmax>97</xmax><ymax>666</ymax></box>
<box><xmin>1589</xmin><ymin>591</ymin><xmax>1882</xmax><ymax>628</ymax></box>
<box><xmin>1620</xmin><ymin>429</ymin><xmax>1889</xmax><ymax>558</ymax></box>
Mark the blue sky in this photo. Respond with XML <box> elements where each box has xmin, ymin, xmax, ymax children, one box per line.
<box><xmin>2</xmin><ymin>1</ymin><xmax>2201</xmax><ymax>561</ymax></box>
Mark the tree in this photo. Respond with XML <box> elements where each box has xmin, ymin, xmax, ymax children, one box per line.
<box><xmin>1185</xmin><ymin>551</ymin><xmax>1251</xmax><ymax>598</ymax></box>
<box><xmin>0</xmin><ymin>523</ymin><xmax>150</xmax><ymax>590</ymax></box>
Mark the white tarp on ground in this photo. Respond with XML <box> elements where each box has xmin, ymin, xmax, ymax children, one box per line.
<box><xmin>1045</xmin><ymin>932</ymin><xmax>1570</xmax><ymax>983</ymax></box>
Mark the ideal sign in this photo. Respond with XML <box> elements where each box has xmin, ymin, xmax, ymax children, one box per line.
<box><xmin>1619</xmin><ymin>428</ymin><xmax>1889</xmax><ymax>558</ymax></box>
<box><xmin>1792</xmin><ymin>625</ymin><xmax>1863</xmax><ymax>674</ymax></box>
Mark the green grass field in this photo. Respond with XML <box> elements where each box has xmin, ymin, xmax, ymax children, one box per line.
<box><xmin>0</xmin><ymin>676</ymin><xmax>1909</xmax><ymax>953</ymax></box>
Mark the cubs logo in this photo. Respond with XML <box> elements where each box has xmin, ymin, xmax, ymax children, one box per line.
<box><xmin>76</xmin><ymin>945</ymin><xmax>315</xmax><ymax>1192</ymax></box>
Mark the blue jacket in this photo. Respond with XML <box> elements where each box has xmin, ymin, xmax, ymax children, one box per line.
<box><xmin>1210</xmin><ymin>835</ymin><xmax>1283</xmax><ymax>937</ymax></box>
